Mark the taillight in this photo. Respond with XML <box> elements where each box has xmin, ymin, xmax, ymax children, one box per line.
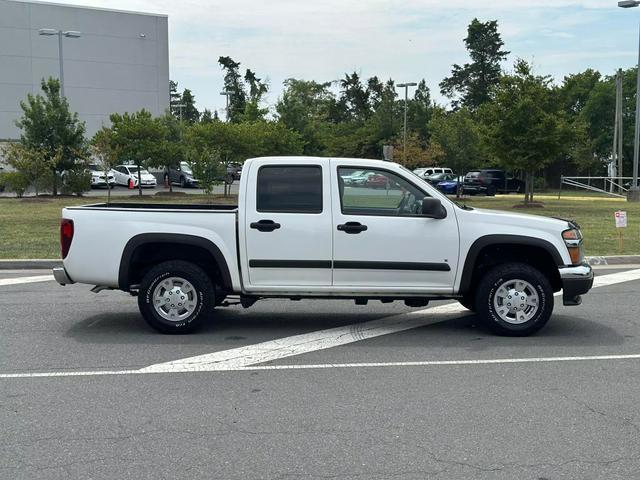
<box><xmin>60</xmin><ymin>219</ymin><xmax>74</xmax><ymax>259</ymax></box>
<box><xmin>562</xmin><ymin>228</ymin><xmax>583</xmax><ymax>265</ymax></box>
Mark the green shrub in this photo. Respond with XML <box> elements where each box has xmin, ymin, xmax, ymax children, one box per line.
<box><xmin>1</xmin><ymin>171</ymin><xmax>31</xmax><ymax>197</ymax></box>
<box><xmin>61</xmin><ymin>169</ymin><xmax>91</xmax><ymax>196</ymax></box>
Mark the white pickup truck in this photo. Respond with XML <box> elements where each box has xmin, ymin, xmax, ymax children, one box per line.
<box><xmin>53</xmin><ymin>156</ymin><xmax>593</xmax><ymax>336</ymax></box>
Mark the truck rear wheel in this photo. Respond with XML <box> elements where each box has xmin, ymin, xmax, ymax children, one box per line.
<box><xmin>475</xmin><ymin>262</ymin><xmax>553</xmax><ymax>336</ymax></box>
<box><xmin>138</xmin><ymin>260</ymin><xmax>215</xmax><ymax>334</ymax></box>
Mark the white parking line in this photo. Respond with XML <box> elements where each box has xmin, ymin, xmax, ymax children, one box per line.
<box><xmin>1</xmin><ymin>268</ymin><xmax>640</xmax><ymax>380</ymax></box>
<box><xmin>0</xmin><ymin>275</ymin><xmax>54</xmax><ymax>287</ymax></box>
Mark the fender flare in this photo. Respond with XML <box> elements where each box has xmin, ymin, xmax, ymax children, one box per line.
<box><xmin>118</xmin><ymin>233</ymin><xmax>233</xmax><ymax>291</ymax></box>
<box><xmin>458</xmin><ymin>235</ymin><xmax>564</xmax><ymax>295</ymax></box>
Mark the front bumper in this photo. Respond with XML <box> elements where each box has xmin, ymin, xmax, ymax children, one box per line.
<box><xmin>559</xmin><ymin>263</ymin><xmax>594</xmax><ymax>306</ymax></box>
<box><xmin>53</xmin><ymin>267</ymin><xmax>74</xmax><ymax>286</ymax></box>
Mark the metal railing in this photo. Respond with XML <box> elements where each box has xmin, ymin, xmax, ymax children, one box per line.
<box><xmin>558</xmin><ymin>176</ymin><xmax>636</xmax><ymax>199</ymax></box>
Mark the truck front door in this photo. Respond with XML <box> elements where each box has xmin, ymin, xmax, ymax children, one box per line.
<box><xmin>331</xmin><ymin>161</ymin><xmax>459</xmax><ymax>294</ymax></box>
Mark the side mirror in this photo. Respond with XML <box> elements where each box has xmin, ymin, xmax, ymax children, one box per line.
<box><xmin>421</xmin><ymin>197</ymin><xmax>447</xmax><ymax>219</ymax></box>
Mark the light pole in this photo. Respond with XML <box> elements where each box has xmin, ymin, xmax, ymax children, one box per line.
<box><xmin>396</xmin><ymin>82</ymin><xmax>417</xmax><ymax>162</ymax></box>
<box><xmin>175</xmin><ymin>103</ymin><xmax>186</xmax><ymax>124</ymax></box>
<box><xmin>618</xmin><ymin>0</ymin><xmax>640</xmax><ymax>200</ymax></box>
<box><xmin>220</xmin><ymin>91</ymin><xmax>231</xmax><ymax>122</ymax></box>
<box><xmin>38</xmin><ymin>29</ymin><xmax>81</xmax><ymax>98</ymax></box>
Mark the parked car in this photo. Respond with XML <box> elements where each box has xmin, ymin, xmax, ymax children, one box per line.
<box><xmin>436</xmin><ymin>175</ymin><xmax>465</xmax><ymax>195</ymax></box>
<box><xmin>463</xmin><ymin>169</ymin><xmax>524</xmax><ymax>196</ymax></box>
<box><xmin>54</xmin><ymin>156</ymin><xmax>593</xmax><ymax>337</ymax></box>
<box><xmin>415</xmin><ymin>167</ymin><xmax>453</xmax><ymax>179</ymax></box>
<box><xmin>365</xmin><ymin>173</ymin><xmax>390</xmax><ymax>188</ymax></box>
<box><xmin>425</xmin><ymin>173</ymin><xmax>457</xmax><ymax>186</ymax></box>
<box><xmin>165</xmin><ymin>161</ymin><xmax>198</xmax><ymax>188</ymax></box>
<box><xmin>61</xmin><ymin>164</ymin><xmax>116</xmax><ymax>188</ymax></box>
<box><xmin>343</xmin><ymin>170</ymin><xmax>376</xmax><ymax>186</ymax></box>
<box><xmin>113</xmin><ymin>165</ymin><xmax>157</xmax><ymax>188</ymax></box>
<box><xmin>87</xmin><ymin>164</ymin><xmax>116</xmax><ymax>188</ymax></box>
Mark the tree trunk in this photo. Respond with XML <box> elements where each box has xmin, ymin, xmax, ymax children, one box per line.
<box><xmin>529</xmin><ymin>171</ymin><xmax>534</xmax><ymax>204</ymax></box>
<box><xmin>52</xmin><ymin>168</ymin><xmax>58</xmax><ymax>196</ymax></box>
<box><xmin>137</xmin><ymin>166</ymin><xmax>142</xmax><ymax>196</ymax></box>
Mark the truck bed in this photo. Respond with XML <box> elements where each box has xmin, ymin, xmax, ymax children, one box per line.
<box><xmin>69</xmin><ymin>202</ymin><xmax>238</xmax><ymax>211</ymax></box>
<box><xmin>62</xmin><ymin>202</ymin><xmax>241</xmax><ymax>289</ymax></box>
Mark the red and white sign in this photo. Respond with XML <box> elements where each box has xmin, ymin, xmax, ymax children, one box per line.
<box><xmin>615</xmin><ymin>210</ymin><xmax>628</xmax><ymax>228</ymax></box>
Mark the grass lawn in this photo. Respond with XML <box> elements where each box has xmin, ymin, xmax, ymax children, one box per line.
<box><xmin>463</xmin><ymin>194</ymin><xmax>640</xmax><ymax>256</ymax></box>
<box><xmin>0</xmin><ymin>191</ymin><xmax>638</xmax><ymax>258</ymax></box>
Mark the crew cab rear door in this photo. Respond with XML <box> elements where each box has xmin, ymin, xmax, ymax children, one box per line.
<box><xmin>331</xmin><ymin>160</ymin><xmax>459</xmax><ymax>294</ymax></box>
<box><xmin>241</xmin><ymin>158</ymin><xmax>333</xmax><ymax>290</ymax></box>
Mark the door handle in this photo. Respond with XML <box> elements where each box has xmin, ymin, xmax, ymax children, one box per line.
<box><xmin>250</xmin><ymin>219</ymin><xmax>281</xmax><ymax>232</ymax></box>
<box><xmin>337</xmin><ymin>222</ymin><xmax>368</xmax><ymax>234</ymax></box>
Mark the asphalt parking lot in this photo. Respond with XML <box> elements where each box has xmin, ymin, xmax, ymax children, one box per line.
<box><xmin>2</xmin><ymin>266</ymin><xmax>640</xmax><ymax>479</ymax></box>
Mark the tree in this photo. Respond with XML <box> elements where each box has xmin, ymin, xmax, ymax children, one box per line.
<box><xmin>218</xmin><ymin>56</ymin><xmax>247</xmax><ymax>122</ymax></box>
<box><xmin>339</xmin><ymin>72</ymin><xmax>370</xmax><ymax>120</ymax></box>
<box><xmin>429</xmin><ymin>107</ymin><xmax>486</xmax><ymax>178</ymax></box>
<box><xmin>109</xmin><ymin>110</ymin><xmax>168</xmax><ymax>196</ymax></box>
<box><xmin>393</xmin><ymin>132</ymin><xmax>443</xmax><ymax>169</ymax></box>
<box><xmin>91</xmin><ymin>127</ymin><xmax>121</xmax><ymax>204</ymax></box>
<box><xmin>180</xmin><ymin>89</ymin><xmax>200</xmax><ymax>123</ymax></box>
<box><xmin>2</xmin><ymin>143</ymin><xmax>55</xmax><ymax>196</ymax></box>
<box><xmin>200</xmin><ymin>109</ymin><xmax>215</xmax><ymax>124</ymax></box>
<box><xmin>407</xmin><ymin>79</ymin><xmax>433</xmax><ymax>143</ymax></box>
<box><xmin>155</xmin><ymin>113</ymin><xmax>186</xmax><ymax>192</ymax></box>
<box><xmin>440</xmin><ymin>19</ymin><xmax>510</xmax><ymax>110</ymax></box>
<box><xmin>480</xmin><ymin>60</ymin><xmax>571</xmax><ymax>204</ymax></box>
<box><xmin>276</xmin><ymin>79</ymin><xmax>338</xmax><ymax>155</ymax></box>
<box><xmin>16</xmin><ymin>77</ymin><xmax>87</xmax><ymax>195</ymax></box>
<box><xmin>169</xmin><ymin>80</ymin><xmax>182</xmax><ymax>118</ymax></box>
<box><xmin>187</xmin><ymin>146</ymin><xmax>224</xmax><ymax>197</ymax></box>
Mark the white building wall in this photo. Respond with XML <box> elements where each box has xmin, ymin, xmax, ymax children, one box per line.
<box><xmin>0</xmin><ymin>0</ymin><xmax>169</xmax><ymax>140</ymax></box>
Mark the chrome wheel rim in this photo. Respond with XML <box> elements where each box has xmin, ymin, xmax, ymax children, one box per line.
<box><xmin>152</xmin><ymin>277</ymin><xmax>198</xmax><ymax>322</ymax></box>
<box><xmin>493</xmin><ymin>279</ymin><xmax>539</xmax><ymax>324</ymax></box>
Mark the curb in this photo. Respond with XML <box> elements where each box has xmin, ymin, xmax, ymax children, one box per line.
<box><xmin>1</xmin><ymin>256</ymin><xmax>640</xmax><ymax>270</ymax></box>
<box><xmin>0</xmin><ymin>259</ymin><xmax>61</xmax><ymax>270</ymax></box>
<box><xmin>585</xmin><ymin>255</ymin><xmax>640</xmax><ymax>266</ymax></box>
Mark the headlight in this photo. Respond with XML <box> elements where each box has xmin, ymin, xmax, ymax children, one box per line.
<box><xmin>562</xmin><ymin>228</ymin><xmax>584</xmax><ymax>265</ymax></box>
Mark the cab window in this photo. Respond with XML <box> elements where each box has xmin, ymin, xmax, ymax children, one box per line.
<box><xmin>338</xmin><ymin>167</ymin><xmax>426</xmax><ymax>216</ymax></box>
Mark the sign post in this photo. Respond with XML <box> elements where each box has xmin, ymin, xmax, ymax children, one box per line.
<box><xmin>615</xmin><ymin>210</ymin><xmax>627</xmax><ymax>253</ymax></box>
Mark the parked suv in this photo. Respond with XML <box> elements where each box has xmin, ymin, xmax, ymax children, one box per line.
<box><xmin>165</xmin><ymin>161</ymin><xmax>198</xmax><ymax>188</ymax></box>
<box><xmin>463</xmin><ymin>169</ymin><xmax>524</xmax><ymax>196</ymax></box>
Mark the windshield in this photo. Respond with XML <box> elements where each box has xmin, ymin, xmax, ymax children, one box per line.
<box><xmin>88</xmin><ymin>164</ymin><xmax>100</xmax><ymax>171</ymax></box>
<box><xmin>180</xmin><ymin>162</ymin><xmax>193</xmax><ymax>174</ymax></box>
<box><xmin>129</xmin><ymin>167</ymin><xmax>149</xmax><ymax>175</ymax></box>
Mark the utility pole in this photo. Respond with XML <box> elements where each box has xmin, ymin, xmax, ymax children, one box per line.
<box><xmin>613</xmin><ymin>69</ymin><xmax>624</xmax><ymax>193</ymax></box>
<box><xmin>396</xmin><ymin>82</ymin><xmax>417</xmax><ymax>163</ymax></box>
<box><xmin>220</xmin><ymin>91</ymin><xmax>231</xmax><ymax>122</ymax></box>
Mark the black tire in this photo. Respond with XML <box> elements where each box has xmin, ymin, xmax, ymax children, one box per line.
<box><xmin>138</xmin><ymin>260</ymin><xmax>215</xmax><ymax>334</ymax></box>
<box><xmin>486</xmin><ymin>185</ymin><xmax>496</xmax><ymax>196</ymax></box>
<box><xmin>475</xmin><ymin>262</ymin><xmax>553</xmax><ymax>336</ymax></box>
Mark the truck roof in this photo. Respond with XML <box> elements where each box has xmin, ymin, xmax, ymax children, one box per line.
<box><xmin>246</xmin><ymin>156</ymin><xmax>395</xmax><ymax>168</ymax></box>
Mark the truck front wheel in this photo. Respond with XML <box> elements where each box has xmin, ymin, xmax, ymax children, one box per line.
<box><xmin>475</xmin><ymin>263</ymin><xmax>553</xmax><ymax>336</ymax></box>
<box><xmin>138</xmin><ymin>260</ymin><xmax>215</xmax><ymax>334</ymax></box>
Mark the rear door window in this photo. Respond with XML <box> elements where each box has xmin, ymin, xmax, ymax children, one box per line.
<box><xmin>257</xmin><ymin>166</ymin><xmax>323</xmax><ymax>213</ymax></box>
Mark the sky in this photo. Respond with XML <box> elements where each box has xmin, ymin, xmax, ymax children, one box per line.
<box><xmin>38</xmin><ymin>0</ymin><xmax>640</xmax><ymax>117</ymax></box>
